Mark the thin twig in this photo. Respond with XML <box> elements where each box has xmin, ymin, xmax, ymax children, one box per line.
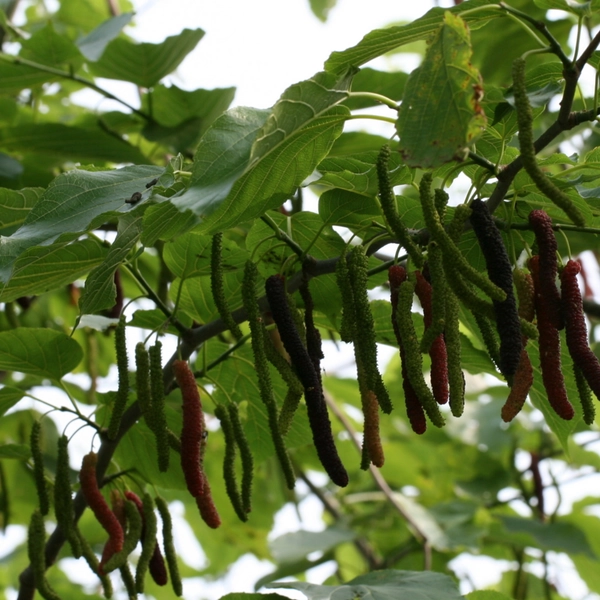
<box><xmin>322</xmin><ymin>390</ymin><xmax>430</xmax><ymax>544</ymax></box>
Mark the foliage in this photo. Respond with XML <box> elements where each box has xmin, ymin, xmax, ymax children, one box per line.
<box><xmin>2</xmin><ymin>1</ymin><xmax>600</xmax><ymax>600</ymax></box>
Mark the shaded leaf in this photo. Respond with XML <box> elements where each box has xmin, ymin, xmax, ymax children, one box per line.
<box><xmin>79</xmin><ymin>215</ymin><xmax>142</xmax><ymax>314</ymax></box>
<box><xmin>142</xmin><ymin>84</ymin><xmax>236</xmax><ymax>145</ymax></box>
<box><xmin>316</xmin><ymin>150</ymin><xmax>410</xmax><ymax>196</ymax></box>
<box><xmin>0</xmin><ymin>328</ymin><xmax>82</xmax><ymax>380</ymax></box>
<box><xmin>396</xmin><ymin>12</ymin><xmax>485</xmax><ymax>168</ymax></box>
<box><xmin>89</xmin><ymin>28</ymin><xmax>205</xmax><ymax>88</ymax></box>
<box><xmin>0</xmin><ymin>123</ymin><xmax>148</xmax><ymax>164</ymax></box>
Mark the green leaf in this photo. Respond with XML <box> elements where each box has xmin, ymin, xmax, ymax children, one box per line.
<box><xmin>0</xmin><ymin>328</ymin><xmax>82</xmax><ymax>380</ymax></box>
<box><xmin>0</xmin><ymin>123</ymin><xmax>148</xmax><ymax>165</ymax></box>
<box><xmin>0</xmin><ymin>237</ymin><xmax>107</xmax><ymax>302</ymax></box>
<box><xmin>269</xmin><ymin>527</ymin><xmax>355</xmax><ymax>564</ymax></box>
<box><xmin>466</xmin><ymin>592</ymin><xmax>515</xmax><ymax>600</ymax></box>
<box><xmin>495</xmin><ymin>516</ymin><xmax>595</xmax><ymax>557</ymax></box>
<box><xmin>0</xmin><ymin>443</ymin><xmax>30</xmax><ymax>460</ymax></box>
<box><xmin>316</xmin><ymin>150</ymin><xmax>410</xmax><ymax>196</ymax></box>
<box><xmin>56</xmin><ymin>0</ymin><xmax>117</xmax><ymax>31</ymax></box>
<box><xmin>173</xmin><ymin>71</ymin><xmax>352</xmax><ymax>234</ymax></box>
<box><xmin>396</xmin><ymin>12</ymin><xmax>486</xmax><ymax>168</ymax></box>
<box><xmin>0</xmin><ymin>164</ymin><xmax>162</xmax><ymax>284</ymax></box>
<box><xmin>141</xmin><ymin>84</ymin><xmax>236</xmax><ymax>146</ymax></box>
<box><xmin>79</xmin><ymin>215</ymin><xmax>142</xmax><ymax>314</ymax></box>
<box><xmin>77</xmin><ymin>12</ymin><xmax>134</xmax><ymax>61</ymax></box>
<box><xmin>308</xmin><ymin>0</ymin><xmax>337</xmax><ymax>22</ymax></box>
<box><xmin>0</xmin><ymin>386</ymin><xmax>25</xmax><ymax>417</ymax></box>
<box><xmin>0</xmin><ymin>188</ymin><xmax>41</xmax><ymax>235</ymax></box>
<box><xmin>141</xmin><ymin>200</ymin><xmax>198</xmax><ymax>245</ymax></box>
<box><xmin>19</xmin><ymin>22</ymin><xmax>82</xmax><ymax>67</ymax></box>
<box><xmin>0</xmin><ymin>61</ymin><xmax>54</xmax><ymax>93</ymax></box>
<box><xmin>319</xmin><ymin>188</ymin><xmax>383</xmax><ymax>231</ymax></box>
<box><xmin>324</xmin><ymin>0</ymin><xmax>500</xmax><ymax>75</ymax></box>
<box><xmin>268</xmin><ymin>570</ymin><xmax>464</xmax><ymax>600</ymax></box>
<box><xmin>167</xmin><ymin>106</ymin><xmax>269</xmax><ymax>228</ymax></box>
<box><xmin>89</xmin><ymin>28</ymin><xmax>205</xmax><ymax>88</ymax></box>
<box><xmin>163</xmin><ymin>231</ymin><xmax>248</xmax><ymax>280</ymax></box>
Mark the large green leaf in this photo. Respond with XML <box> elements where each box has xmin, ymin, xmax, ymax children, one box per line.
<box><xmin>89</xmin><ymin>28</ymin><xmax>205</xmax><ymax>87</ymax></box>
<box><xmin>0</xmin><ymin>237</ymin><xmax>106</xmax><ymax>302</ymax></box>
<box><xmin>0</xmin><ymin>328</ymin><xmax>82</xmax><ymax>380</ymax></box>
<box><xmin>268</xmin><ymin>570</ymin><xmax>464</xmax><ymax>600</ymax></box>
<box><xmin>172</xmin><ymin>71</ymin><xmax>352</xmax><ymax>234</ymax></box>
<box><xmin>324</xmin><ymin>0</ymin><xmax>500</xmax><ymax>75</ymax></box>
<box><xmin>79</xmin><ymin>215</ymin><xmax>142</xmax><ymax>314</ymax></box>
<box><xmin>396</xmin><ymin>12</ymin><xmax>486</xmax><ymax>168</ymax></box>
<box><xmin>0</xmin><ymin>164</ymin><xmax>162</xmax><ymax>283</ymax></box>
<box><xmin>0</xmin><ymin>123</ymin><xmax>147</xmax><ymax>164</ymax></box>
<box><xmin>76</xmin><ymin>12</ymin><xmax>134</xmax><ymax>61</ymax></box>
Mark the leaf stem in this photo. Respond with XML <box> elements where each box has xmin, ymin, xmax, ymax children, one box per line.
<box><xmin>347</xmin><ymin>91</ymin><xmax>399</xmax><ymax>110</ymax></box>
<box><xmin>467</xmin><ymin>150</ymin><xmax>498</xmax><ymax>174</ymax></box>
<box><xmin>260</xmin><ymin>214</ymin><xmax>305</xmax><ymax>258</ymax></box>
<box><xmin>346</xmin><ymin>114</ymin><xmax>397</xmax><ymax>125</ymax></box>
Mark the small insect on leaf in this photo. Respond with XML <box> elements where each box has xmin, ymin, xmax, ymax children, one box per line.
<box><xmin>125</xmin><ymin>191</ymin><xmax>143</xmax><ymax>204</ymax></box>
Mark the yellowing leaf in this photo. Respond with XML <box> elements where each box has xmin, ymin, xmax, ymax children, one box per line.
<box><xmin>396</xmin><ymin>12</ymin><xmax>486</xmax><ymax>168</ymax></box>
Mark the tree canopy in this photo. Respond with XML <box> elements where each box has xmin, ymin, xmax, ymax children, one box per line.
<box><xmin>2</xmin><ymin>1</ymin><xmax>600</xmax><ymax>599</ymax></box>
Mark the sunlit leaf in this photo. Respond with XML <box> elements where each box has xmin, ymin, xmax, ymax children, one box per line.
<box><xmin>396</xmin><ymin>12</ymin><xmax>486</xmax><ymax>168</ymax></box>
